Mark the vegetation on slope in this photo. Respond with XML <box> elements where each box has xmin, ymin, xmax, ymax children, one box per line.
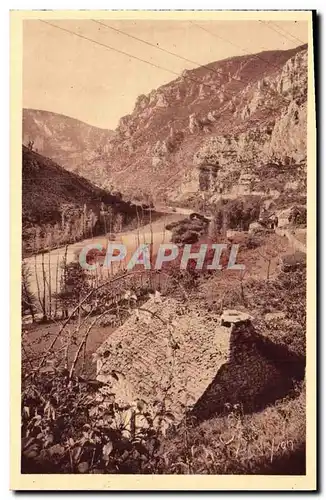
<box><xmin>20</xmin><ymin>43</ymin><xmax>308</xmax><ymax>475</ymax></box>
<box><xmin>21</xmin><ymin>365</ymin><xmax>305</xmax><ymax>475</ymax></box>
<box><xmin>98</xmin><ymin>44</ymin><xmax>307</xmax><ymax>200</ymax></box>
<box><xmin>22</xmin><ymin>146</ymin><xmax>138</xmax><ymax>254</ymax></box>
<box><xmin>21</xmin><ymin>224</ymin><xmax>306</xmax><ymax>474</ymax></box>
<box><xmin>160</xmin><ymin>383</ymin><xmax>305</xmax><ymax>474</ymax></box>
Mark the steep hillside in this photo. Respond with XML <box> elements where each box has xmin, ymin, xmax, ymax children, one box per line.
<box><xmin>101</xmin><ymin>44</ymin><xmax>308</xmax><ymax>203</ymax></box>
<box><xmin>23</xmin><ymin>109</ymin><xmax>114</xmax><ymax>186</ymax></box>
<box><xmin>22</xmin><ymin>146</ymin><xmax>137</xmax><ymax>254</ymax></box>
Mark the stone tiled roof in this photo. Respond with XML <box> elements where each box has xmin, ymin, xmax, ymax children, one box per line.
<box><xmin>96</xmin><ymin>296</ymin><xmax>231</xmax><ymax>420</ymax></box>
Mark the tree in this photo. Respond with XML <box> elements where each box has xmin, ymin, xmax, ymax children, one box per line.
<box><xmin>213</xmin><ymin>196</ymin><xmax>261</xmax><ymax>232</ymax></box>
<box><xmin>57</xmin><ymin>259</ymin><xmax>90</xmax><ymax>318</ymax></box>
<box><xmin>113</xmin><ymin>213</ymin><xmax>123</xmax><ymax>233</ymax></box>
<box><xmin>22</xmin><ymin>261</ymin><xmax>36</xmax><ymax>321</ymax></box>
<box><xmin>289</xmin><ymin>206</ymin><xmax>307</xmax><ymax>226</ymax></box>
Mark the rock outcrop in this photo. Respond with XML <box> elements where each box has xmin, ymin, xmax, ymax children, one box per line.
<box><xmin>101</xmin><ymin>43</ymin><xmax>307</xmax><ymax>201</ymax></box>
<box><xmin>24</xmin><ymin>44</ymin><xmax>308</xmax><ymax>203</ymax></box>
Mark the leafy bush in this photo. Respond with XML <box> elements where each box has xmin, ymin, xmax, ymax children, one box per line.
<box><xmin>172</xmin><ymin>230</ymin><xmax>199</xmax><ymax>245</ymax></box>
<box><xmin>275</xmin><ymin>193</ymin><xmax>307</xmax><ymax>210</ymax></box>
<box><xmin>213</xmin><ymin>196</ymin><xmax>262</xmax><ymax>232</ymax></box>
<box><xmin>225</xmin><ymin>266</ymin><xmax>307</xmax><ymax>358</ymax></box>
<box><xmin>244</xmin><ymin>235</ymin><xmax>262</xmax><ymax>249</ymax></box>
<box><xmin>22</xmin><ymin>371</ymin><xmax>175</xmax><ymax>474</ymax></box>
<box><xmin>21</xmin><ymin>366</ymin><xmax>305</xmax><ymax>475</ymax></box>
<box><xmin>165</xmin><ymin>221</ymin><xmax>182</xmax><ymax>232</ymax></box>
<box><xmin>169</xmin><ymin>216</ymin><xmax>209</xmax><ymax>245</ymax></box>
<box><xmin>288</xmin><ymin>206</ymin><xmax>307</xmax><ymax>226</ymax></box>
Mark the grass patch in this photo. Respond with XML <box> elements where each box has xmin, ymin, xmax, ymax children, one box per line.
<box><xmin>160</xmin><ymin>384</ymin><xmax>305</xmax><ymax>474</ymax></box>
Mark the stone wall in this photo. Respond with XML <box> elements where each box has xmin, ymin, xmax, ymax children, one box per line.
<box><xmin>95</xmin><ymin>301</ymin><xmax>305</xmax><ymax>426</ymax></box>
<box><xmin>191</xmin><ymin>321</ymin><xmax>305</xmax><ymax>423</ymax></box>
<box><xmin>276</xmin><ymin>228</ymin><xmax>307</xmax><ymax>253</ymax></box>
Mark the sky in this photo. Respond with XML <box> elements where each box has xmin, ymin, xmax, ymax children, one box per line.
<box><xmin>23</xmin><ymin>19</ymin><xmax>308</xmax><ymax>130</ymax></box>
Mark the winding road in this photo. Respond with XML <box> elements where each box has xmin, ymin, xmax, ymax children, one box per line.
<box><xmin>24</xmin><ymin>210</ymin><xmax>186</xmax><ymax>304</ymax></box>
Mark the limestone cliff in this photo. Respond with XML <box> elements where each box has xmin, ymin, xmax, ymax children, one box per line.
<box><xmin>103</xmin><ymin>44</ymin><xmax>307</xmax><ymax>202</ymax></box>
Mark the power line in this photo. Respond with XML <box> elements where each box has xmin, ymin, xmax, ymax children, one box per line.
<box><xmin>189</xmin><ymin>21</ymin><xmax>291</xmax><ymax>74</ymax></box>
<box><xmin>93</xmin><ymin>18</ymin><xmax>294</xmax><ymax>112</ymax></box>
<box><xmin>42</xmin><ymin>18</ymin><xmax>281</xmax><ymax>104</ymax></box>
<box><xmin>93</xmin><ymin>19</ymin><xmax>288</xmax><ymax>101</ymax></box>
<box><xmin>188</xmin><ymin>20</ymin><xmax>307</xmax><ymax>114</ymax></box>
<box><xmin>39</xmin><ymin>19</ymin><xmax>300</xmax><ymax>144</ymax></box>
<box><xmin>41</xmin><ymin>19</ymin><xmax>224</xmax><ymax>95</ymax></box>
<box><xmin>93</xmin><ymin>19</ymin><xmax>253</xmax><ymax>101</ymax></box>
<box><xmin>92</xmin><ymin>19</ymin><xmax>236</xmax><ymax>82</ymax></box>
<box><xmin>40</xmin><ymin>19</ymin><xmax>299</xmax><ymax>112</ymax></box>
<box><xmin>264</xmin><ymin>20</ymin><xmax>306</xmax><ymax>45</ymax></box>
<box><xmin>40</xmin><ymin>20</ymin><xmax>181</xmax><ymax>79</ymax></box>
<box><xmin>258</xmin><ymin>20</ymin><xmax>305</xmax><ymax>46</ymax></box>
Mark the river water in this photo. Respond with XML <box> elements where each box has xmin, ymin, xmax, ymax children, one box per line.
<box><xmin>24</xmin><ymin>211</ymin><xmax>187</xmax><ymax>305</ymax></box>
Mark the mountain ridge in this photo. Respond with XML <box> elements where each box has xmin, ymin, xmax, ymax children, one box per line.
<box><xmin>23</xmin><ymin>109</ymin><xmax>114</xmax><ymax>186</ymax></box>
<box><xmin>23</xmin><ymin>43</ymin><xmax>308</xmax><ymax>204</ymax></box>
<box><xmin>101</xmin><ymin>43</ymin><xmax>308</xmax><ymax>202</ymax></box>
<box><xmin>23</xmin><ymin>108</ymin><xmax>111</xmax><ymax>132</ymax></box>
<box><xmin>22</xmin><ymin>146</ymin><xmax>137</xmax><ymax>254</ymax></box>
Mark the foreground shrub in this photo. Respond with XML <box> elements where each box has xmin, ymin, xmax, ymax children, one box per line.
<box><xmin>21</xmin><ymin>369</ymin><xmax>305</xmax><ymax>475</ymax></box>
<box><xmin>21</xmin><ymin>370</ymin><xmax>174</xmax><ymax>474</ymax></box>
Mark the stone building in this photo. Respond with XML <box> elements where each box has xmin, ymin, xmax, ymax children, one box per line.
<box><xmin>95</xmin><ymin>296</ymin><xmax>304</xmax><ymax>424</ymax></box>
<box><xmin>198</xmin><ymin>164</ymin><xmax>219</xmax><ymax>192</ymax></box>
<box><xmin>96</xmin><ymin>297</ymin><xmax>231</xmax><ymax>420</ymax></box>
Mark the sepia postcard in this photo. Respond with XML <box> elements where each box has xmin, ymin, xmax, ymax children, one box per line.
<box><xmin>10</xmin><ymin>9</ymin><xmax>316</xmax><ymax>490</ymax></box>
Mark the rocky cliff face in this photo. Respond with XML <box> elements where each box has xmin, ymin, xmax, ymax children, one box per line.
<box><xmin>23</xmin><ymin>109</ymin><xmax>114</xmax><ymax>187</ymax></box>
<box><xmin>103</xmin><ymin>44</ymin><xmax>307</xmax><ymax>202</ymax></box>
<box><xmin>24</xmin><ymin>45</ymin><xmax>308</xmax><ymax>203</ymax></box>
